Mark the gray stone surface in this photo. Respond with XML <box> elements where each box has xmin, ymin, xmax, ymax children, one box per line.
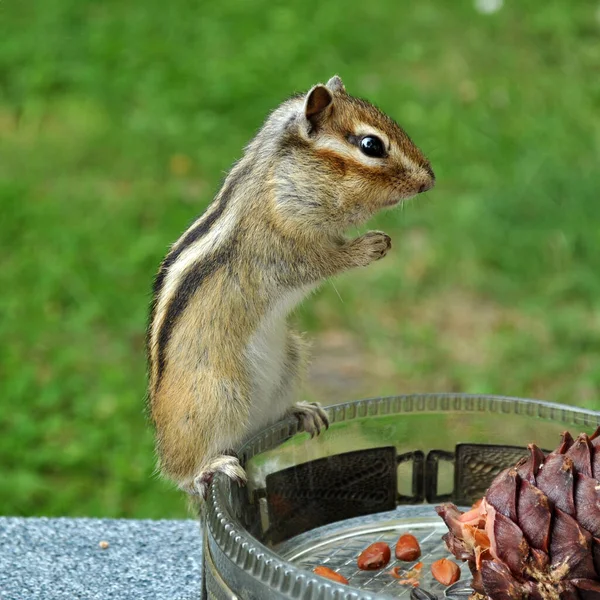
<box><xmin>0</xmin><ymin>517</ymin><xmax>203</xmax><ymax>600</ymax></box>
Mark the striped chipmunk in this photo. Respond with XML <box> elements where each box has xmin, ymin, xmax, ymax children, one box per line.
<box><xmin>147</xmin><ymin>75</ymin><xmax>435</xmax><ymax>499</ymax></box>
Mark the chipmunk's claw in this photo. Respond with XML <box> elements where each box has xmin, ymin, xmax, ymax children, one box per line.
<box><xmin>291</xmin><ymin>402</ymin><xmax>329</xmax><ymax>438</ymax></box>
<box><xmin>189</xmin><ymin>455</ymin><xmax>247</xmax><ymax>499</ymax></box>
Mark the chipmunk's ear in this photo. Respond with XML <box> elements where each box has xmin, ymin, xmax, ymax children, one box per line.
<box><xmin>304</xmin><ymin>84</ymin><xmax>334</xmax><ymax>125</ymax></box>
<box><xmin>326</xmin><ymin>75</ymin><xmax>346</xmax><ymax>94</ymax></box>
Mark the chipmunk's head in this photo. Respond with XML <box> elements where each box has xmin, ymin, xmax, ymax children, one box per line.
<box><xmin>272</xmin><ymin>75</ymin><xmax>434</xmax><ymax>230</ymax></box>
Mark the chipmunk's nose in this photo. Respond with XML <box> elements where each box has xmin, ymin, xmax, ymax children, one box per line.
<box><xmin>417</xmin><ymin>166</ymin><xmax>435</xmax><ymax>193</ymax></box>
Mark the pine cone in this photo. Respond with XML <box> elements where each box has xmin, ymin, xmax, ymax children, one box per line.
<box><xmin>436</xmin><ymin>428</ymin><xmax>600</xmax><ymax>599</ymax></box>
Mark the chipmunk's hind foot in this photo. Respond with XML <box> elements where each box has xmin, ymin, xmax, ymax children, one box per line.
<box><xmin>188</xmin><ymin>455</ymin><xmax>247</xmax><ymax>499</ymax></box>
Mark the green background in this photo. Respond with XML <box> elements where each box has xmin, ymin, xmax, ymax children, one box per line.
<box><xmin>1</xmin><ymin>1</ymin><xmax>599</xmax><ymax>518</ymax></box>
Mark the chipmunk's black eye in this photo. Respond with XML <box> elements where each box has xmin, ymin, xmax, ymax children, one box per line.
<box><xmin>359</xmin><ymin>136</ymin><xmax>386</xmax><ymax>158</ymax></box>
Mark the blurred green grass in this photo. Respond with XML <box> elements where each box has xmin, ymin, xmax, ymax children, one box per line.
<box><xmin>1</xmin><ymin>0</ymin><xmax>599</xmax><ymax>518</ymax></box>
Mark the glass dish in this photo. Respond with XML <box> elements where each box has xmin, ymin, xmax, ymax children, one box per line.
<box><xmin>201</xmin><ymin>394</ymin><xmax>600</xmax><ymax>599</ymax></box>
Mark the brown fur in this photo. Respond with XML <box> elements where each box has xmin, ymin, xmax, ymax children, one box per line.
<box><xmin>147</xmin><ymin>75</ymin><xmax>435</xmax><ymax>496</ymax></box>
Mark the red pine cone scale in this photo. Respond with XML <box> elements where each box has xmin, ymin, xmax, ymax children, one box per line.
<box><xmin>436</xmin><ymin>427</ymin><xmax>600</xmax><ymax>600</ymax></box>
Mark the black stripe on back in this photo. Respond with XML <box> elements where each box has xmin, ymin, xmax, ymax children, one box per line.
<box><xmin>155</xmin><ymin>244</ymin><xmax>234</xmax><ymax>384</ymax></box>
<box><xmin>146</xmin><ymin>164</ymin><xmax>249</xmax><ymax>371</ymax></box>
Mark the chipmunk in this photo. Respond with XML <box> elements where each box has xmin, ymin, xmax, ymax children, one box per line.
<box><xmin>147</xmin><ymin>75</ymin><xmax>434</xmax><ymax>498</ymax></box>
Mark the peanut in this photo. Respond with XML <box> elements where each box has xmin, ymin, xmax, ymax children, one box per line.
<box><xmin>431</xmin><ymin>558</ymin><xmax>461</xmax><ymax>586</ymax></box>
<box><xmin>357</xmin><ymin>542</ymin><xmax>391</xmax><ymax>570</ymax></box>
<box><xmin>395</xmin><ymin>533</ymin><xmax>421</xmax><ymax>561</ymax></box>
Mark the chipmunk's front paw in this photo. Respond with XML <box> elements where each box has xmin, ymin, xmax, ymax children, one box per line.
<box><xmin>291</xmin><ymin>401</ymin><xmax>329</xmax><ymax>438</ymax></box>
<box><xmin>350</xmin><ymin>231</ymin><xmax>391</xmax><ymax>267</ymax></box>
<box><xmin>190</xmin><ymin>455</ymin><xmax>247</xmax><ymax>500</ymax></box>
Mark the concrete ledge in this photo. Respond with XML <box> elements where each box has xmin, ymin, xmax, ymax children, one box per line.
<box><xmin>0</xmin><ymin>517</ymin><xmax>203</xmax><ymax>600</ymax></box>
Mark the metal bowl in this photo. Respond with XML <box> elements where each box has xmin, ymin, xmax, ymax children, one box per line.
<box><xmin>201</xmin><ymin>394</ymin><xmax>600</xmax><ymax>599</ymax></box>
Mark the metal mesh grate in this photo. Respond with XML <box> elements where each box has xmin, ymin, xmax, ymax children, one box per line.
<box><xmin>282</xmin><ymin>517</ymin><xmax>471</xmax><ymax>599</ymax></box>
